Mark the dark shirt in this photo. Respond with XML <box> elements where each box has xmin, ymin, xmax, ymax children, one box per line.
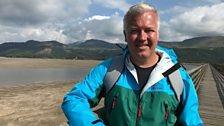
<box><xmin>134</xmin><ymin>56</ymin><xmax>161</xmax><ymax>89</ymax></box>
<box><xmin>134</xmin><ymin>64</ymin><xmax>157</xmax><ymax>88</ymax></box>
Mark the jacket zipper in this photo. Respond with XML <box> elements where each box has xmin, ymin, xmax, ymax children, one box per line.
<box><xmin>165</xmin><ymin>103</ymin><xmax>168</xmax><ymax>126</ymax></box>
<box><xmin>110</xmin><ymin>96</ymin><xmax>117</xmax><ymax>113</ymax></box>
<box><xmin>136</xmin><ymin>99</ymin><xmax>142</xmax><ymax>126</ymax></box>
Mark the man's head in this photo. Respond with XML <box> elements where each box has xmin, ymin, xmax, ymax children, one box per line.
<box><xmin>123</xmin><ymin>3</ymin><xmax>160</xmax><ymax>31</ymax></box>
<box><xmin>123</xmin><ymin>3</ymin><xmax>160</xmax><ymax>65</ymax></box>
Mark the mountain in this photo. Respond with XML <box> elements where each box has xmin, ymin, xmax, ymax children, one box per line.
<box><xmin>158</xmin><ymin>41</ymin><xmax>181</xmax><ymax>48</ymax></box>
<box><xmin>158</xmin><ymin>36</ymin><xmax>224</xmax><ymax>48</ymax></box>
<box><xmin>0</xmin><ymin>36</ymin><xmax>224</xmax><ymax>63</ymax></box>
<box><xmin>69</xmin><ymin>39</ymin><xmax>126</xmax><ymax>49</ymax></box>
<box><xmin>0</xmin><ymin>40</ymin><xmax>71</xmax><ymax>58</ymax></box>
<box><xmin>0</xmin><ymin>40</ymin><xmax>121</xmax><ymax>60</ymax></box>
<box><xmin>0</xmin><ymin>40</ymin><xmax>66</xmax><ymax>51</ymax></box>
<box><xmin>158</xmin><ymin>36</ymin><xmax>224</xmax><ymax>63</ymax></box>
<box><xmin>73</xmin><ymin>38</ymin><xmax>214</xmax><ymax>50</ymax></box>
<box><xmin>180</xmin><ymin>36</ymin><xmax>224</xmax><ymax>48</ymax></box>
<box><xmin>68</xmin><ymin>41</ymin><xmax>83</xmax><ymax>46</ymax></box>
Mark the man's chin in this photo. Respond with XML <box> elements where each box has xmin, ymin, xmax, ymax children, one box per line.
<box><xmin>137</xmin><ymin>53</ymin><xmax>149</xmax><ymax>59</ymax></box>
<box><xmin>137</xmin><ymin>45</ymin><xmax>150</xmax><ymax>50</ymax></box>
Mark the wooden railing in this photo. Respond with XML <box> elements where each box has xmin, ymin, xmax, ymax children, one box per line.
<box><xmin>210</xmin><ymin>65</ymin><xmax>224</xmax><ymax>108</ymax></box>
<box><xmin>187</xmin><ymin>64</ymin><xmax>207</xmax><ymax>91</ymax></box>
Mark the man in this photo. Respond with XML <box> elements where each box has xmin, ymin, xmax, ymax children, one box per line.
<box><xmin>62</xmin><ymin>3</ymin><xmax>203</xmax><ymax>126</ymax></box>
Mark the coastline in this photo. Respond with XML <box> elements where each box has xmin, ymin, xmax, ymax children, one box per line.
<box><xmin>0</xmin><ymin>57</ymin><xmax>101</xmax><ymax>69</ymax></box>
<box><xmin>0</xmin><ymin>57</ymin><xmax>103</xmax><ymax>126</ymax></box>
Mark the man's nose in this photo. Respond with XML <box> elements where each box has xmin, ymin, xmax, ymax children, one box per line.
<box><xmin>139</xmin><ymin>30</ymin><xmax>147</xmax><ymax>41</ymax></box>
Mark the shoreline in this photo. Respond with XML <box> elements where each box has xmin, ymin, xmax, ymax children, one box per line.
<box><xmin>0</xmin><ymin>57</ymin><xmax>102</xmax><ymax>126</ymax></box>
<box><xmin>0</xmin><ymin>57</ymin><xmax>101</xmax><ymax>69</ymax></box>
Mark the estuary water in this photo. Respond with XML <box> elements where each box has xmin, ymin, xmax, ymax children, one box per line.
<box><xmin>0</xmin><ymin>64</ymin><xmax>199</xmax><ymax>87</ymax></box>
<box><xmin>0</xmin><ymin>67</ymin><xmax>91</xmax><ymax>86</ymax></box>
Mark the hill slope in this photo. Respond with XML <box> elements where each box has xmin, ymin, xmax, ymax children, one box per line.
<box><xmin>158</xmin><ymin>36</ymin><xmax>224</xmax><ymax>48</ymax></box>
<box><xmin>0</xmin><ymin>36</ymin><xmax>224</xmax><ymax>63</ymax></box>
<box><xmin>0</xmin><ymin>40</ymin><xmax>122</xmax><ymax>60</ymax></box>
<box><xmin>69</xmin><ymin>39</ymin><xmax>126</xmax><ymax>49</ymax></box>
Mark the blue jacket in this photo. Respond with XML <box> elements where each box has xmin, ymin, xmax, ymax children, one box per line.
<box><xmin>61</xmin><ymin>46</ymin><xmax>203</xmax><ymax>126</ymax></box>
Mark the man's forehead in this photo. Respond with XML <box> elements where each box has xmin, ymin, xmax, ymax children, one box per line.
<box><xmin>128</xmin><ymin>26</ymin><xmax>156</xmax><ymax>29</ymax></box>
<box><xmin>126</xmin><ymin>12</ymin><xmax>158</xmax><ymax>23</ymax></box>
<box><xmin>129</xmin><ymin>11</ymin><xmax>157</xmax><ymax>18</ymax></box>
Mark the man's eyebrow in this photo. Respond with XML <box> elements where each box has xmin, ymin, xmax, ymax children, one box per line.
<box><xmin>129</xmin><ymin>26</ymin><xmax>138</xmax><ymax>29</ymax></box>
<box><xmin>128</xmin><ymin>27</ymin><xmax>138</xmax><ymax>31</ymax></box>
<box><xmin>145</xmin><ymin>27</ymin><xmax>155</xmax><ymax>29</ymax></box>
<box><xmin>129</xmin><ymin>27</ymin><xmax>138</xmax><ymax>29</ymax></box>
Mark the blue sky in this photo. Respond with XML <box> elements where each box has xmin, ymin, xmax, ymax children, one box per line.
<box><xmin>0</xmin><ymin>0</ymin><xmax>223</xmax><ymax>44</ymax></box>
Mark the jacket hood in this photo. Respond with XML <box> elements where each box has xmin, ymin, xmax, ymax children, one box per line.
<box><xmin>124</xmin><ymin>45</ymin><xmax>179</xmax><ymax>97</ymax></box>
<box><xmin>156</xmin><ymin>46</ymin><xmax>178</xmax><ymax>64</ymax></box>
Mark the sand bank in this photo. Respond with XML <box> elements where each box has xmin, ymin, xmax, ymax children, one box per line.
<box><xmin>0</xmin><ymin>57</ymin><xmax>104</xmax><ymax>126</ymax></box>
<box><xmin>0</xmin><ymin>57</ymin><xmax>101</xmax><ymax>68</ymax></box>
<box><xmin>0</xmin><ymin>80</ymin><xmax>105</xmax><ymax>126</ymax></box>
<box><xmin>0</xmin><ymin>81</ymin><xmax>76</xmax><ymax>126</ymax></box>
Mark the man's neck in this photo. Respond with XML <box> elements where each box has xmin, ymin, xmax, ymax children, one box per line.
<box><xmin>130</xmin><ymin>52</ymin><xmax>159</xmax><ymax>68</ymax></box>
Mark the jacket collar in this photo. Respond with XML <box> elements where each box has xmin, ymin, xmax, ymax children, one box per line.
<box><xmin>125</xmin><ymin>47</ymin><xmax>176</xmax><ymax>98</ymax></box>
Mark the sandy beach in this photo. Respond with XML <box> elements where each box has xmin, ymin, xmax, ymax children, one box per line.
<box><xmin>0</xmin><ymin>57</ymin><xmax>103</xmax><ymax>126</ymax></box>
<box><xmin>0</xmin><ymin>57</ymin><xmax>101</xmax><ymax>69</ymax></box>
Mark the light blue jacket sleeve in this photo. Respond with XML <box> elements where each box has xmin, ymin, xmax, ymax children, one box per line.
<box><xmin>178</xmin><ymin>68</ymin><xmax>203</xmax><ymax>126</ymax></box>
<box><xmin>61</xmin><ymin>59</ymin><xmax>112</xmax><ymax>126</ymax></box>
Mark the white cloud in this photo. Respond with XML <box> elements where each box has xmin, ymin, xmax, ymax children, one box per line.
<box><xmin>0</xmin><ymin>0</ymin><xmax>91</xmax><ymax>26</ymax></box>
<box><xmin>159</xmin><ymin>3</ymin><xmax>224</xmax><ymax>41</ymax></box>
<box><xmin>203</xmin><ymin>0</ymin><xmax>224</xmax><ymax>4</ymax></box>
<box><xmin>0</xmin><ymin>0</ymin><xmax>91</xmax><ymax>43</ymax></box>
<box><xmin>63</xmin><ymin>13</ymin><xmax>125</xmax><ymax>43</ymax></box>
<box><xmin>0</xmin><ymin>0</ymin><xmax>223</xmax><ymax>44</ymax></box>
<box><xmin>0</xmin><ymin>24</ymin><xmax>68</xmax><ymax>43</ymax></box>
<box><xmin>84</xmin><ymin>15</ymin><xmax>110</xmax><ymax>22</ymax></box>
<box><xmin>94</xmin><ymin>0</ymin><xmax>131</xmax><ymax>12</ymax></box>
<box><xmin>159</xmin><ymin>22</ymin><xmax>190</xmax><ymax>42</ymax></box>
<box><xmin>160</xmin><ymin>6</ymin><xmax>189</xmax><ymax>16</ymax></box>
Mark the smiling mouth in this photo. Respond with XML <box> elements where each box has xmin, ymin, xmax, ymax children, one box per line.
<box><xmin>136</xmin><ymin>43</ymin><xmax>149</xmax><ymax>47</ymax></box>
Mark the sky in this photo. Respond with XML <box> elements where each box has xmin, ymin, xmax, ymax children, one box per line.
<box><xmin>0</xmin><ymin>0</ymin><xmax>224</xmax><ymax>44</ymax></box>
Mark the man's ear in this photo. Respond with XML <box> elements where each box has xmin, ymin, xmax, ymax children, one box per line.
<box><xmin>123</xmin><ymin>30</ymin><xmax>127</xmax><ymax>42</ymax></box>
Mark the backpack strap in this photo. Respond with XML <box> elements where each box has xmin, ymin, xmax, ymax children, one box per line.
<box><xmin>104</xmin><ymin>55</ymin><xmax>125</xmax><ymax>93</ymax></box>
<box><xmin>104</xmin><ymin>55</ymin><xmax>184</xmax><ymax>102</ymax></box>
<box><xmin>162</xmin><ymin>63</ymin><xmax>183</xmax><ymax>102</ymax></box>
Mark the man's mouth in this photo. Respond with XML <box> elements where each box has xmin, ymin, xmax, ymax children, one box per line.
<box><xmin>136</xmin><ymin>43</ymin><xmax>148</xmax><ymax>47</ymax></box>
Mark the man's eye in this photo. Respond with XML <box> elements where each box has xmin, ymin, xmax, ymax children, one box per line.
<box><xmin>145</xmin><ymin>29</ymin><xmax>155</xmax><ymax>33</ymax></box>
<box><xmin>130</xmin><ymin>29</ymin><xmax>138</xmax><ymax>34</ymax></box>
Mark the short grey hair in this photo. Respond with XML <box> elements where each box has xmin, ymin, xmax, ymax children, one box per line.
<box><xmin>123</xmin><ymin>3</ymin><xmax>160</xmax><ymax>30</ymax></box>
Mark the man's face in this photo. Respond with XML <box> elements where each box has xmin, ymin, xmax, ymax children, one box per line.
<box><xmin>124</xmin><ymin>11</ymin><xmax>159</xmax><ymax>60</ymax></box>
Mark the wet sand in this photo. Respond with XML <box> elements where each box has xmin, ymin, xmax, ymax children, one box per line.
<box><xmin>0</xmin><ymin>57</ymin><xmax>103</xmax><ymax>126</ymax></box>
<box><xmin>0</xmin><ymin>57</ymin><xmax>101</xmax><ymax>69</ymax></box>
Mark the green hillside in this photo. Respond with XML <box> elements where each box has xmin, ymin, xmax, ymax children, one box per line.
<box><xmin>0</xmin><ymin>40</ymin><xmax>121</xmax><ymax>60</ymax></box>
<box><xmin>174</xmin><ymin>47</ymin><xmax>224</xmax><ymax>63</ymax></box>
<box><xmin>0</xmin><ymin>36</ymin><xmax>224</xmax><ymax>63</ymax></box>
